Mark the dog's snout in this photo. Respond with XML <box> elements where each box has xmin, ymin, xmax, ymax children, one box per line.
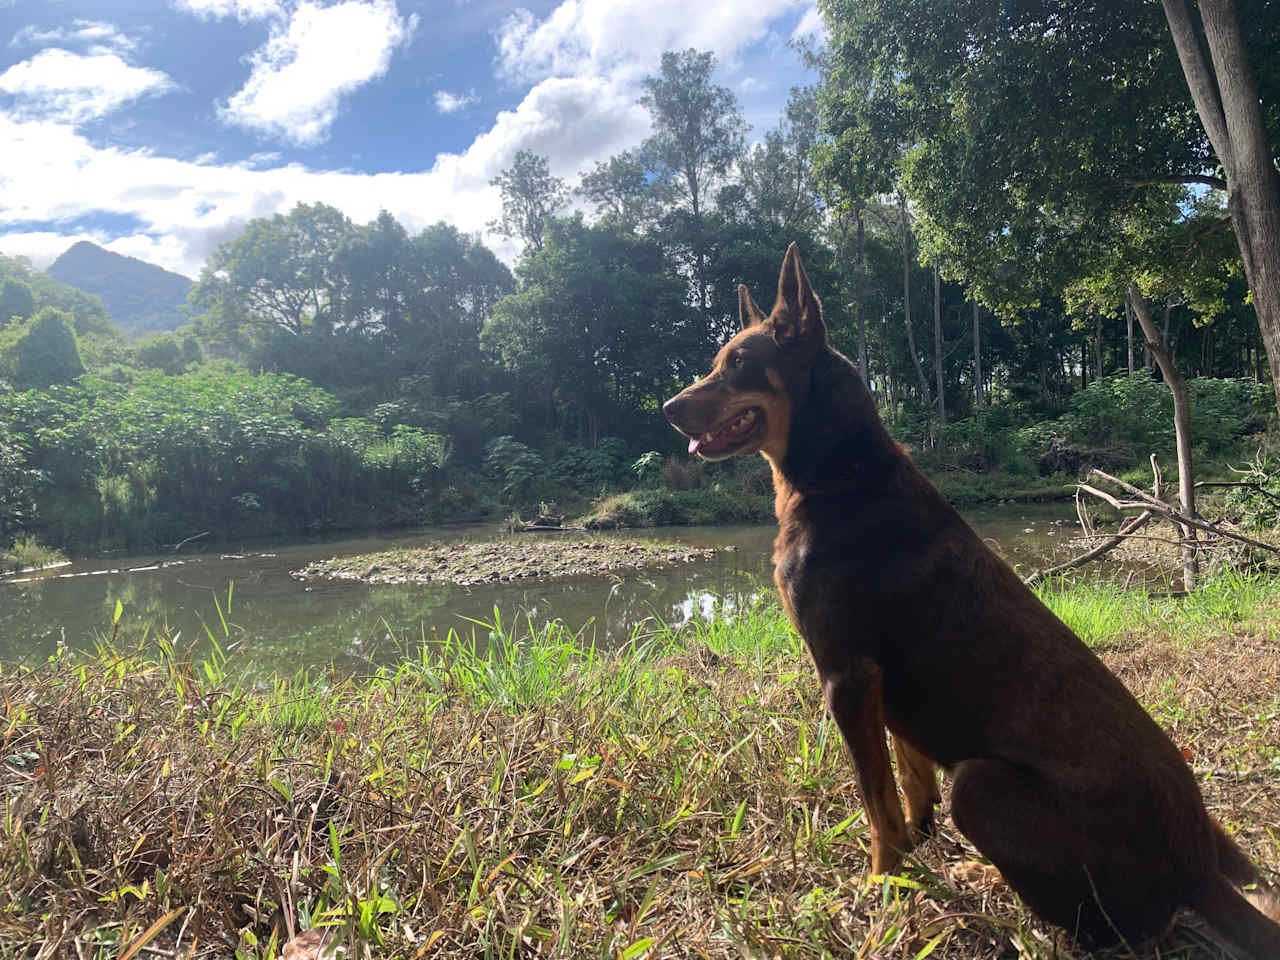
<box><xmin>663</xmin><ymin>393</ymin><xmax>688</xmax><ymax>426</ymax></box>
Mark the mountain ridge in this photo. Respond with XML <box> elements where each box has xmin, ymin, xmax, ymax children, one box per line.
<box><xmin>47</xmin><ymin>241</ymin><xmax>193</xmax><ymax>336</ymax></box>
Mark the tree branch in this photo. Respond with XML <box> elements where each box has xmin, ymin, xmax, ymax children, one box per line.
<box><xmin>1118</xmin><ymin>174</ymin><xmax>1227</xmax><ymax>191</ymax></box>
<box><xmin>1023</xmin><ymin>510</ymin><xmax>1153</xmax><ymax>587</ymax></box>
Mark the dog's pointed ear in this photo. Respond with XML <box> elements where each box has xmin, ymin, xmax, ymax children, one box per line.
<box><xmin>738</xmin><ymin>284</ymin><xmax>766</xmax><ymax>330</ymax></box>
<box><xmin>772</xmin><ymin>242</ymin><xmax>825</xmax><ymax>345</ymax></box>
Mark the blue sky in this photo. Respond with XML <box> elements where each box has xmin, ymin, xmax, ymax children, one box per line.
<box><xmin>0</xmin><ymin>0</ymin><xmax>822</xmax><ymax>277</ymax></box>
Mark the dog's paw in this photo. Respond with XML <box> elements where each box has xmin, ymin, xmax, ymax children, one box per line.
<box><xmin>905</xmin><ymin>809</ymin><xmax>937</xmax><ymax>848</ymax></box>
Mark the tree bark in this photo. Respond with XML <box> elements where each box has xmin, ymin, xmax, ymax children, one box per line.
<box><xmin>1125</xmin><ymin>299</ymin><xmax>1135</xmax><ymax>374</ymax></box>
<box><xmin>1162</xmin><ymin>0</ymin><xmax>1280</xmax><ymax>420</ymax></box>
<box><xmin>855</xmin><ymin>207</ymin><xmax>869</xmax><ymax>385</ymax></box>
<box><xmin>899</xmin><ymin>192</ymin><xmax>932</xmax><ymax>406</ymax></box>
<box><xmin>1128</xmin><ymin>282</ymin><xmax>1199</xmax><ymax>591</ymax></box>
<box><xmin>933</xmin><ymin>265</ymin><xmax>946</xmax><ymax>426</ymax></box>
<box><xmin>1094</xmin><ymin>312</ymin><xmax>1104</xmax><ymax>379</ymax></box>
<box><xmin>972</xmin><ymin>300</ymin><xmax>983</xmax><ymax>405</ymax></box>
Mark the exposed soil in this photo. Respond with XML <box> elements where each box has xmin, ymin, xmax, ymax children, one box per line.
<box><xmin>291</xmin><ymin>536</ymin><xmax>724</xmax><ymax>586</ymax></box>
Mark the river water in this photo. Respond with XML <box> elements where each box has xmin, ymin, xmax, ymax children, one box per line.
<box><xmin>1</xmin><ymin>504</ymin><xmax>1109</xmax><ymax>669</ymax></box>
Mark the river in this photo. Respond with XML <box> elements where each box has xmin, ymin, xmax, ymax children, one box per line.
<box><xmin>1</xmin><ymin>504</ymin><xmax>1117</xmax><ymax>669</ymax></box>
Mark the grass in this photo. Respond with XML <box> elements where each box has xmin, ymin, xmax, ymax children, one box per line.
<box><xmin>0</xmin><ymin>535</ymin><xmax>67</xmax><ymax>575</ymax></box>
<box><xmin>1035</xmin><ymin>569</ymin><xmax>1280</xmax><ymax>647</ymax></box>
<box><xmin>1</xmin><ymin>580</ymin><xmax>1278</xmax><ymax>959</ymax></box>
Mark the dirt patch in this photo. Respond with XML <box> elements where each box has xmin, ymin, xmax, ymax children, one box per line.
<box><xmin>291</xmin><ymin>537</ymin><xmax>724</xmax><ymax>586</ymax></box>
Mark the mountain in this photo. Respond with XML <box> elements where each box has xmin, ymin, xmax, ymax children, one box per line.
<box><xmin>47</xmin><ymin>242</ymin><xmax>193</xmax><ymax>336</ymax></box>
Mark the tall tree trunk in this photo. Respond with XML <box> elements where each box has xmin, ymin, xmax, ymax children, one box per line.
<box><xmin>1094</xmin><ymin>312</ymin><xmax>1104</xmax><ymax>379</ymax></box>
<box><xmin>855</xmin><ymin>206</ymin><xmax>869</xmax><ymax>385</ymax></box>
<box><xmin>933</xmin><ymin>265</ymin><xmax>946</xmax><ymax>426</ymax></box>
<box><xmin>1129</xmin><ymin>282</ymin><xmax>1199</xmax><ymax>592</ymax></box>
<box><xmin>1163</xmin><ymin>0</ymin><xmax>1280</xmax><ymax>420</ymax></box>
<box><xmin>1125</xmin><ymin>299</ymin><xmax>1135</xmax><ymax>374</ymax></box>
<box><xmin>972</xmin><ymin>300</ymin><xmax>983</xmax><ymax>405</ymax></box>
<box><xmin>899</xmin><ymin>192</ymin><xmax>932</xmax><ymax>406</ymax></box>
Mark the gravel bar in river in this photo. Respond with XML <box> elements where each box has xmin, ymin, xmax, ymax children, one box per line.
<box><xmin>291</xmin><ymin>538</ymin><xmax>725</xmax><ymax>587</ymax></box>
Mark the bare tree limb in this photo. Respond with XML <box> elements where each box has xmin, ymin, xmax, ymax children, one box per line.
<box><xmin>1088</xmin><ymin>470</ymin><xmax>1280</xmax><ymax>554</ymax></box>
<box><xmin>1024</xmin><ymin>510</ymin><xmax>1153</xmax><ymax>587</ymax></box>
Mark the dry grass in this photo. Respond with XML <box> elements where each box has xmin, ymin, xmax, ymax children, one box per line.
<box><xmin>1</xmin><ymin>583</ymin><xmax>1278</xmax><ymax>959</ymax></box>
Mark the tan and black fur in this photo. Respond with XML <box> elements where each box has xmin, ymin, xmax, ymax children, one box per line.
<box><xmin>663</xmin><ymin>244</ymin><xmax>1280</xmax><ymax>957</ymax></box>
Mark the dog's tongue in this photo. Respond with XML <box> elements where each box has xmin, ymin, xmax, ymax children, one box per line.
<box><xmin>688</xmin><ymin>436</ymin><xmax>702</xmax><ymax>455</ymax></box>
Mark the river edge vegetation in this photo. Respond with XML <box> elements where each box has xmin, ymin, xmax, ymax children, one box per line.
<box><xmin>2</xmin><ymin>575</ymin><xmax>1277</xmax><ymax>959</ymax></box>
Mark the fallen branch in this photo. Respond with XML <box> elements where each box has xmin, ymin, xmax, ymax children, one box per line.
<box><xmin>1085</xmin><ymin>470</ymin><xmax>1280</xmax><ymax>555</ymax></box>
<box><xmin>1024</xmin><ymin>509</ymin><xmax>1153</xmax><ymax>587</ymax></box>
<box><xmin>171</xmin><ymin>531</ymin><xmax>210</xmax><ymax>553</ymax></box>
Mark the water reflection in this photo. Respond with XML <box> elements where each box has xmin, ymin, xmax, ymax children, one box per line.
<box><xmin>1</xmin><ymin>505</ymin><xmax>1105</xmax><ymax>670</ymax></box>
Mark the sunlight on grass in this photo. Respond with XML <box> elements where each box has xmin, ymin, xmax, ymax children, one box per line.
<box><xmin>2</xmin><ymin>573</ymin><xmax>1277</xmax><ymax>957</ymax></box>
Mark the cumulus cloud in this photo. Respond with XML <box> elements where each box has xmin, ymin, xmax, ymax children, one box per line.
<box><xmin>434</xmin><ymin>89</ymin><xmax>476</xmax><ymax>114</ymax></box>
<box><xmin>0</xmin><ymin>0</ymin><xmax>813</xmax><ymax>275</ymax></box>
<box><xmin>10</xmin><ymin>20</ymin><xmax>139</xmax><ymax>55</ymax></box>
<box><xmin>0</xmin><ymin>71</ymin><xmax>646</xmax><ymax>276</ymax></box>
<box><xmin>791</xmin><ymin>3</ymin><xmax>826</xmax><ymax>43</ymax></box>
<box><xmin>495</xmin><ymin>0</ymin><xmax>798</xmax><ymax>84</ymax></box>
<box><xmin>0</xmin><ymin>49</ymin><xmax>176</xmax><ymax>123</ymax></box>
<box><xmin>170</xmin><ymin>0</ymin><xmax>284</xmax><ymax>21</ymax></box>
<box><xmin>219</xmin><ymin>0</ymin><xmax>416</xmax><ymax>145</ymax></box>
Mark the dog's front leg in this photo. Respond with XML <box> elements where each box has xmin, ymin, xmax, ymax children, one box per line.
<box><xmin>821</xmin><ymin>661</ymin><xmax>909</xmax><ymax>875</ymax></box>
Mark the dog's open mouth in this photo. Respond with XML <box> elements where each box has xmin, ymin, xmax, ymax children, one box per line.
<box><xmin>687</xmin><ymin>407</ymin><xmax>766</xmax><ymax>459</ymax></box>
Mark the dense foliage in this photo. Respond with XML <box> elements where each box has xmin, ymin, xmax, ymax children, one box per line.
<box><xmin>3</xmin><ymin>24</ymin><xmax>1279</xmax><ymax>553</ymax></box>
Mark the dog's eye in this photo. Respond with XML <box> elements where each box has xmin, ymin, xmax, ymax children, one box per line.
<box><xmin>731</xmin><ymin>353</ymin><xmax>745</xmax><ymax>369</ymax></box>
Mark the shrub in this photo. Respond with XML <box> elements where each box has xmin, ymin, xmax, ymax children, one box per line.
<box><xmin>1013</xmin><ymin>372</ymin><xmax>1270</xmax><ymax>475</ymax></box>
<box><xmin>662</xmin><ymin>456</ymin><xmax>705</xmax><ymax>490</ymax></box>
<box><xmin>484</xmin><ymin>436</ymin><xmax>545</xmax><ymax>502</ymax></box>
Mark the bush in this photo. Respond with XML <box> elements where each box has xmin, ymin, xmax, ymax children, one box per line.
<box><xmin>1014</xmin><ymin>372</ymin><xmax>1270</xmax><ymax>475</ymax></box>
<box><xmin>579</xmin><ymin>486</ymin><xmax>773</xmax><ymax>528</ymax></box>
<box><xmin>546</xmin><ymin>438</ymin><xmax>630</xmax><ymax>492</ymax></box>
<box><xmin>0</xmin><ymin>308</ymin><xmax>84</xmax><ymax>389</ymax></box>
<box><xmin>484</xmin><ymin>436</ymin><xmax>546</xmax><ymax>502</ymax></box>
<box><xmin>662</xmin><ymin>456</ymin><xmax>705</xmax><ymax>490</ymax></box>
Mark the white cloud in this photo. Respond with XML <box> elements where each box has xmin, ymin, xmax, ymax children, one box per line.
<box><xmin>495</xmin><ymin>0</ymin><xmax>799</xmax><ymax>85</ymax></box>
<box><xmin>739</xmin><ymin>76</ymin><xmax>770</xmax><ymax>94</ymax></box>
<box><xmin>0</xmin><ymin>0</ymin><xmax>813</xmax><ymax>276</ymax></box>
<box><xmin>0</xmin><ymin>73</ymin><xmax>645</xmax><ymax>276</ymax></box>
<box><xmin>171</xmin><ymin>0</ymin><xmax>284</xmax><ymax>21</ymax></box>
<box><xmin>220</xmin><ymin>0</ymin><xmax>415</xmax><ymax>145</ymax></box>
<box><xmin>791</xmin><ymin>3</ymin><xmax>826</xmax><ymax>44</ymax></box>
<box><xmin>246</xmin><ymin>150</ymin><xmax>284</xmax><ymax>166</ymax></box>
<box><xmin>10</xmin><ymin>20</ymin><xmax>139</xmax><ymax>55</ymax></box>
<box><xmin>0</xmin><ymin>49</ymin><xmax>176</xmax><ymax>123</ymax></box>
<box><xmin>434</xmin><ymin>89</ymin><xmax>476</xmax><ymax>114</ymax></box>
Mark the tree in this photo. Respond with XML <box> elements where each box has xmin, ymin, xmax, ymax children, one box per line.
<box><xmin>2</xmin><ymin>307</ymin><xmax>85</xmax><ymax>389</ymax></box>
<box><xmin>578</xmin><ymin>151</ymin><xmax>662</xmax><ymax>229</ymax></box>
<box><xmin>739</xmin><ymin>87</ymin><xmax>824</xmax><ymax>237</ymax></box>
<box><xmin>639</xmin><ymin>49</ymin><xmax>746</xmax><ymax>321</ymax></box>
<box><xmin>483</xmin><ymin>216</ymin><xmax>698</xmax><ymax>446</ymax></box>
<box><xmin>191</xmin><ymin>202</ymin><xmax>355</xmax><ymax>339</ymax></box>
<box><xmin>489</xmin><ymin>151</ymin><xmax>568</xmax><ymax>253</ymax></box>
<box><xmin>0</xmin><ymin>279</ymin><xmax>35</xmax><ymax>326</ymax></box>
<box><xmin>1162</xmin><ymin>0</ymin><xmax>1280</xmax><ymax>417</ymax></box>
<box><xmin>819</xmin><ymin>0</ymin><xmax>1280</xmax><ymax>416</ymax></box>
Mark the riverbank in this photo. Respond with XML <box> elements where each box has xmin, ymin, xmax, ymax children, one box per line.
<box><xmin>577</xmin><ymin>472</ymin><xmax>1074</xmax><ymax>530</ymax></box>
<box><xmin>3</xmin><ymin>575</ymin><xmax>1277</xmax><ymax>958</ymax></box>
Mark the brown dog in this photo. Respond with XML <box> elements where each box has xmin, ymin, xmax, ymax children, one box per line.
<box><xmin>663</xmin><ymin>244</ymin><xmax>1280</xmax><ymax>957</ymax></box>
